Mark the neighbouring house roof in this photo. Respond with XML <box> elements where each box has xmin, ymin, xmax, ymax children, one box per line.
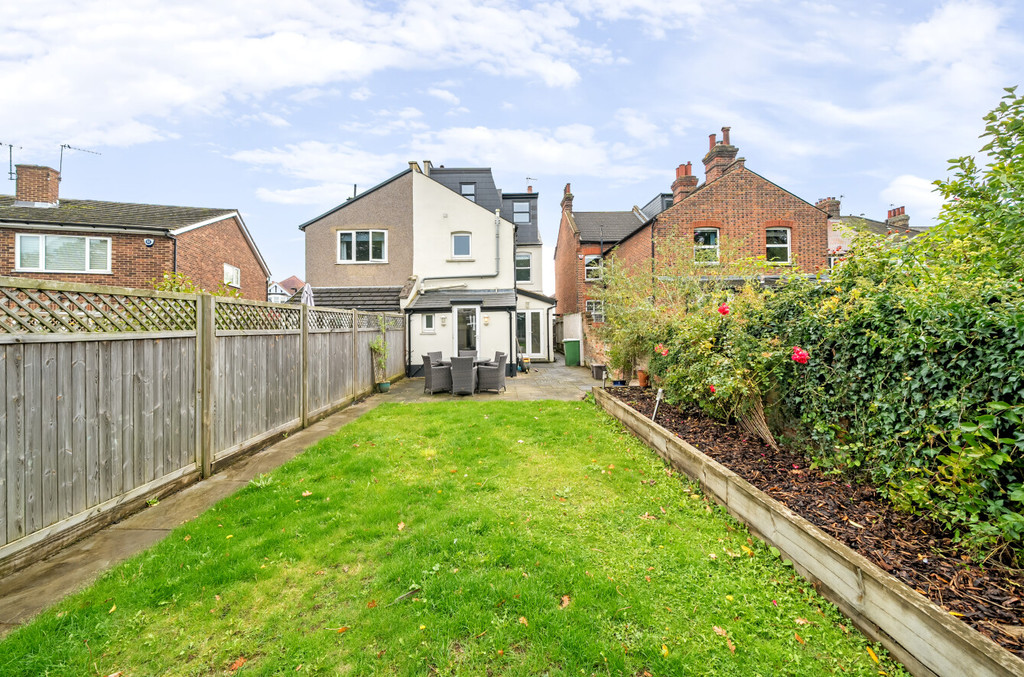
<box><xmin>574</xmin><ymin>211</ymin><xmax>644</xmax><ymax>243</ymax></box>
<box><xmin>517</xmin><ymin>288</ymin><xmax>556</xmax><ymax>305</ymax></box>
<box><xmin>297</xmin><ymin>168</ymin><xmax>412</xmax><ymax>230</ymax></box>
<box><xmin>833</xmin><ymin>215</ymin><xmax>922</xmax><ymax>238</ymax></box>
<box><xmin>406</xmin><ymin>288</ymin><xmax>517</xmax><ymax>311</ymax></box>
<box><xmin>277</xmin><ymin>275</ymin><xmax>304</xmax><ymax>294</ymax></box>
<box><xmin>0</xmin><ymin>195</ymin><xmax>235</xmax><ymax>230</ymax></box>
<box><xmin>292</xmin><ymin>286</ymin><xmax>403</xmax><ymax>312</ymax></box>
<box><xmin>0</xmin><ymin>195</ymin><xmax>271</xmax><ymax>278</ymax></box>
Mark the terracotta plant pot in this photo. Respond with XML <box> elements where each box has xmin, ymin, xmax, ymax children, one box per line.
<box><xmin>637</xmin><ymin>370</ymin><xmax>650</xmax><ymax>388</ymax></box>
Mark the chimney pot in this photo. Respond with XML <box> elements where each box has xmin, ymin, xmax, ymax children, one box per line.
<box><xmin>709</xmin><ymin>133</ymin><xmax>716</xmax><ymax>151</ymax></box>
<box><xmin>527</xmin><ymin>185</ymin><xmax>533</xmax><ymax>193</ymax></box>
<box><xmin>721</xmin><ymin>126</ymin><xmax>731</xmax><ymax>145</ymax></box>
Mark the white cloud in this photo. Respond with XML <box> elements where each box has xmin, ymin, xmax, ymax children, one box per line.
<box><xmin>570</xmin><ymin>0</ymin><xmax>708</xmax><ymax>38</ymax></box>
<box><xmin>427</xmin><ymin>88</ymin><xmax>460</xmax><ymax>105</ymax></box>
<box><xmin>614</xmin><ymin>108</ymin><xmax>660</xmax><ymax>147</ymax></box>
<box><xmin>880</xmin><ymin>174</ymin><xmax>944</xmax><ymax>227</ymax></box>
<box><xmin>340</xmin><ymin>107</ymin><xmax>429</xmax><ymax>135</ymax></box>
<box><xmin>230</xmin><ymin>141</ymin><xmax>403</xmax><ymax>205</ymax></box>
<box><xmin>237</xmin><ymin>112</ymin><xmax>290</xmax><ymax>127</ymax></box>
<box><xmin>350</xmin><ymin>87</ymin><xmax>372</xmax><ymax>101</ymax></box>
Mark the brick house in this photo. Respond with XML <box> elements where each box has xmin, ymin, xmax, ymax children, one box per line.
<box><xmin>0</xmin><ymin>165</ymin><xmax>270</xmax><ymax>299</ymax></box>
<box><xmin>552</xmin><ymin>183</ymin><xmax>644</xmax><ymax>365</ymax></box>
<box><xmin>816</xmin><ymin>197</ymin><xmax>921</xmax><ymax>268</ymax></box>
<box><xmin>612</xmin><ymin>128</ymin><xmax>829</xmax><ymax>282</ymax></box>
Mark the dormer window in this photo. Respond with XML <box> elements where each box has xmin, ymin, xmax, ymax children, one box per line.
<box><xmin>513</xmin><ymin>202</ymin><xmax>530</xmax><ymax>224</ymax></box>
<box><xmin>460</xmin><ymin>183</ymin><xmax>476</xmax><ymax>202</ymax></box>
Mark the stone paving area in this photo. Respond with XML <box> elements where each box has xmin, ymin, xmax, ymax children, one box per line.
<box><xmin>0</xmin><ymin>356</ymin><xmax>600</xmax><ymax>636</ymax></box>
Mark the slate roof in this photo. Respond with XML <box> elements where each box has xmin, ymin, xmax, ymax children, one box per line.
<box><xmin>574</xmin><ymin>211</ymin><xmax>643</xmax><ymax>243</ymax></box>
<box><xmin>516</xmin><ymin>288</ymin><xmax>556</xmax><ymax>305</ymax></box>
<box><xmin>0</xmin><ymin>195</ymin><xmax>235</xmax><ymax>230</ymax></box>
<box><xmin>834</xmin><ymin>215</ymin><xmax>922</xmax><ymax>238</ymax></box>
<box><xmin>406</xmin><ymin>288</ymin><xmax>517</xmax><ymax>311</ymax></box>
<box><xmin>291</xmin><ymin>286</ymin><xmax>403</xmax><ymax>312</ymax></box>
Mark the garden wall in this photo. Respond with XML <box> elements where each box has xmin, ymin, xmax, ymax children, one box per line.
<box><xmin>0</xmin><ymin>277</ymin><xmax>405</xmax><ymax>576</ymax></box>
<box><xmin>595</xmin><ymin>387</ymin><xmax>1024</xmax><ymax>677</ymax></box>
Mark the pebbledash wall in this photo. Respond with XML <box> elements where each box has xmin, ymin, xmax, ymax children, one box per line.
<box><xmin>0</xmin><ymin>276</ymin><xmax>405</xmax><ymax>577</ymax></box>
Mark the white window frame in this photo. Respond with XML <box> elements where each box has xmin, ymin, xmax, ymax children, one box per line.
<box><xmin>460</xmin><ymin>183</ymin><xmax>476</xmax><ymax>202</ymax></box>
<box><xmin>584</xmin><ymin>255</ymin><xmax>602</xmax><ymax>281</ymax></box>
<box><xmin>422</xmin><ymin>313</ymin><xmax>435</xmax><ymax>334</ymax></box>
<box><xmin>451</xmin><ymin>232</ymin><xmax>472</xmax><ymax>259</ymax></box>
<box><xmin>766</xmin><ymin>227</ymin><xmax>791</xmax><ymax>264</ymax></box>
<box><xmin>828</xmin><ymin>254</ymin><xmax>846</xmax><ymax>269</ymax></box>
<box><xmin>513</xmin><ymin>201</ymin><xmax>530</xmax><ymax>224</ymax></box>
<box><xmin>223</xmin><ymin>263</ymin><xmax>241</xmax><ymax>288</ymax></box>
<box><xmin>586</xmin><ymin>299</ymin><xmax>604</xmax><ymax>323</ymax></box>
<box><xmin>694</xmin><ymin>227</ymin><xmax>720</xmax><ymax>265</ymax></box>
<box><xmin>515</xmin><ymin>252</ymin><xmax>532</xmax><ymax>283</ymax></box>
<box><xmin>15</xmin><ymin>233</ymin><xmax>112</xmax><ymax>274</ymax></box>
<box><xmin>337</xmin><ymin>229</ymin><xmax>388</xmax><ymax>264</ymax></box>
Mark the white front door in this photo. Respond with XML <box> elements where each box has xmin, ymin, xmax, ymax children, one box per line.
<box><xmin>454</xmin><ymin>306</ymin><xmax>479</xmax><ymax>354</ymax></box>
<box><xmin>516</xmin><ymin>310</ymin><xmax>545</xmax><ymax>359</ymax></box>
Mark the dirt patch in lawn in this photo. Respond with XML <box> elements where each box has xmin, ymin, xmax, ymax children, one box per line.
<box><xmin>606</xmin><ymin>386</ymin><xmax>1024</xmax><ymax>658</ymax></box>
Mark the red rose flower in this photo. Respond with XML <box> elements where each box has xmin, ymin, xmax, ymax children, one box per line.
<box><xmin>791</xmin><ymin>346</ymin><xmax>809</xmax><ymax>364</ymax></box>
<box><xmin>709</xmin><ymin>385</ymin><xmax>716</xmax><ymax>393</ymax></box>
<box><xmin>718</xmin><ymin>303</ymin><xmax>730</xmax><ymax>315</ymax></box>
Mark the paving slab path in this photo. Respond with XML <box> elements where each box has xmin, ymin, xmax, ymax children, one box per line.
<box><xmin>0</xmin><ymin>357</ymin><xmax>601</xmax><ymax>636</ymax></box>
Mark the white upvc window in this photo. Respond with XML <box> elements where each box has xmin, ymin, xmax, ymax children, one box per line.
<box><xmin>16</xmin><ymin>233</ymin><xmax>111</xmax><ymax>274</ymax></box>
<box><xmin>694</xmin><ymin>228</ymin><xmax>720</xmax><ymax>265</ymax></box>
<box><xmin>584</xmin><ymin>254</ymin><xmax>602</xmax><ymax>281</ymax></box>
<box><xmin>422</xmin><ymin>313</ymin><xmax>435</xmax><ymax>333</ymax></box>
<box><xmin>766</xmin><ymin>227</ymin><xmax>791</xmax><ymax>263</ymax></box>
<box><xmin>513</xmin><ymin>201</ymin><xmax>530</xmax><ymax>224</ymax></box>
<box><xmin>451</xmin><ymin>232</ymin><xmax>472</xmax><ymax>258</ymax></box>
<box><xmin>586</xmin><ymin>299</ymin><xmax>604</xmax><ymax>323</ymax></box>
<box><xmin>460</xmin><ymin>183</ymin><xmax>476</xmax><ymax>202</ymax></box>
<box><xmin>515</xmin><ymin>252</ymin><xmax>531</xmax><ymax>283</ymax></box>
<box><xmin>223</xmin><ymin>263</ymin><xmax>241</xmax><ymax>288</ymax></box>
<box><xmin>337</xmin><ymin>230</ymin><xmax>387</xmax><ymax>263</ymax></box>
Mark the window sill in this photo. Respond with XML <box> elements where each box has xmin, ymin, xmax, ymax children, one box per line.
<box><xmin>336</xmin><ymin>260</ymin><xmax>389</xmax><ymax>265</ymax></box>
<box><xmin>15</xmin><ymin>269</ymin><xmax>112</xmax><ymax>275</ymax></box>
<box><xmin>447</xmin><ymin>257</ymin><xmax>475</xmax><ymax>263</ymax></box>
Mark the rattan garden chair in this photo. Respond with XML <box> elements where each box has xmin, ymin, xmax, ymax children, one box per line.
<box><xmin>422</xmin><ymin>355</ymin><xmax>452</xmax><ymax>394</ymax></box>
<box><xmin>450</xmin><ymin>356</ymin><xmax>478</xmax><ymax>395</ymax></box>
<box><xmin>477</xmin><ymin>354</ymin><xmax>507</xmax><ymax>393</ymax></box>
<box><xmin>458</xmin><ymin>349</ymin><xmax>477</xmax><ymax>359</ymax></box>
<box><xmin>427</xmin><ymin>351</ymin><xmax>442</xmax><ymax>365</ymax></box>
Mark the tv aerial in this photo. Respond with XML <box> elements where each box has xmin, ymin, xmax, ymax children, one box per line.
<box><xmin>59</xmin><ymin>143</ymin><xmax>101</xmax><ymax>174</ymax></box>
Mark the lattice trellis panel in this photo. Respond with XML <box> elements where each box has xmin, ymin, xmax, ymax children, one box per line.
<box><xmin>0</xmin><ymin>284</ymin><xmax>196</xmax><ymax>335</ymax></box>
<box><xmin>383</xmin><ymin>314</ymin><xmax>405</xmax><ymax>330</ymax></box>
<box><xmin>215</xmin><ymin>300</ymin><xmax>302</xmax><ymax>331</ymax></box>
<box><xmin>309</xmin><ymin>308</ymin><xmax>353</xmax><ymax>331</ymax></box>
<box><xmin>356</xmin><ymin>312</ymin><xmax>381</xmax><ymax>330</ymax></box>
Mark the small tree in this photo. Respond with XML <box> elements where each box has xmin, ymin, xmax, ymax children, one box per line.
<box><xmin>152</xmin><ymin>272</ymin><xmax>242</xmax><ymax>298</ymax></box>
<box><xmin>369</xmin><ymin>317</ymin><xmax>389</xmax><ymax>386</ymax></box>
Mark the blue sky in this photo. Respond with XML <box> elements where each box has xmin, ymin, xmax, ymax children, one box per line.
<box><xmin>3</xmin><ymin>0</ymin><xmax>1022</xmax><ymax>294</ymax></box>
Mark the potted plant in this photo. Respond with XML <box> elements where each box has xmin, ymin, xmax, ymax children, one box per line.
<box><xmin>369</xmin><ymin>327</ymin><xmax>390</xmax><ymax>392</ymax></box>
<box><xmin>606</xmin><ymin>341</ymin><xmax>636</xmax><ymax>387</ymax></box>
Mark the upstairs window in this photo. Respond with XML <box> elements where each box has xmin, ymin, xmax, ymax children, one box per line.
<box><xmin>460</xmin><ymin>183</ymin><xmax>476</xmax><ymax>202</ymax></box>
<box><xmin>513</xmin><ymin>202</ymin><xmax>530</xmax><ymax>224</ymax></box>
<box><xmin>694</xmin><ymin>228</ymin><xmax>720</xmax><ymax>264</ymax></box>
<box><xmin>338</xmin><ymin>230</ymin><xmax>387</xmax><ymax>263</ymax></box>
<box><xmin>584</xmin><ymin>255</ymin><xmax>602</xmax><ymax>281</ymax></box>
<box><xmin>766</xmin><ymin>228</ymin><xmax>791</xmax><ymax>264</ymax></box>
<box><xmin>515</xmin><ymin>252</ymin><xmax>531</xmax><ymax>282</ymax></box>
<box><xmin>223</xmin><ymin>263</ymin><xmax>241</xmax><ymax>288</ymax></box>
<box><xmin>16</xmin><ymin>233</ymin><xmax>111</xmax><ymax>274</ymax></box>
<box><xmin>451</xmin><ymin>232</ymin><xmax>472</xmax><ymax>258</ymax></box>
<box><xmin>586</xmin><ymin>299</ymin><xmax>604</xmax><ymax>323</ymax></box>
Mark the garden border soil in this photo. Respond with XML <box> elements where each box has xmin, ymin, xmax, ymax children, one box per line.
<box><xmin>595</xmin><ymin>387</ymin><xmax>1024</xmax><ymax>677</ymax></box>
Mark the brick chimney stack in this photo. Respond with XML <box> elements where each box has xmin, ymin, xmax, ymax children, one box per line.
<box><xmin>527</xmin><ymin>185</ymin><xmax>533</xmax><ymax>194</ymax></box>
<box><xmin>560</xmin><ymin>182</ymin><xmax>574</xmax><ymax>213</ymax></box>
<box><xmin>815</xmin><ymin>197</ymin><xmax>841</xmax><ymax>218</ymax></box>
<box><xmin>702</xmin><ymin>126</ymin><xmax>738</xmax><ymax>183</ymax></box>
<box><xmin>886</xmin><ymin>206</ymin><xmax>910</xmax><ymax>230</ymax></box>
<box><xmin>671</xmin><ymin>162</ymin><xmax>699</xmax><ymax>204</ymax></box>
<box><xmin>15</xmin><ymin>165</ymin><xmax>61</xmax><ymax>206</ymax></box>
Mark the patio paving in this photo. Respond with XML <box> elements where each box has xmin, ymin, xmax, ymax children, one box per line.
<box><xmin>0</xmin><ymin>356</ymin><xmax>601</xmax><ymax>636</ymax></box>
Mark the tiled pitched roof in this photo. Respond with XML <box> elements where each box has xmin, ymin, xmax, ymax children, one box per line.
<box><xmin>292</xmin><ymin>286</ymin><xmax>403</xmax><ymax>312</ymax></box>
<box><xmin>0</xmin><ymin>195</ymin><xmax>235</xmax><ymax>230</ymax></box>
<box><xmin>277</xmin><ymin>275</ymin><xmax>304</xmax><ymax>294</ymax></box>
<box><xmin>406</xmin><ymin>288</ymin><xmax>517</xmax><ymax>311</ymax></box>
<box><xmin>574</xmin><ymin>211</ymin><xmax>643</xmax><ymax>243</ymax></box>
<box><xmin>835</xmin><ymin>215</ymin><xmax>922</xmax><ymax>238</ymax></box>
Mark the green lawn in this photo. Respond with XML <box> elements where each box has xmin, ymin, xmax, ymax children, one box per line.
<box><xmin>0</xmin><ymin>400</ymin><xmax>904</xmax><ymax>676</ymax></box>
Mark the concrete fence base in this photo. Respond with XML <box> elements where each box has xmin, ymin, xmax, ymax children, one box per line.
<box><xmin>594</xmin><ymin>388</ymin><xmax>1024</xmax><ymax>677</ymax></box>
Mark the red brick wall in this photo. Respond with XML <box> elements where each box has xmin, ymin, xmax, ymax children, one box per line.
<box><xmin>614</xmin><ymin>168</ymin><xmax>827</xmax><ymax>276</ymax></box>
<box><xmin>175</xmin><ymin>216</ymin><xmax>267</xmax><ymax>300</ymax></box>
<box><xmin>0</xmin><ymin>228</ymin><xmax>174</xmax><ymax>288</ymax></box>
<box><xmin>15</xmin><ymin>165</ymin><xmax>60</xmax><ymax>204</ymax></box>
<box><xmin>553</xmin><ymin>208</ymin><xmax>580</xmax><ymax>315</ymax></box>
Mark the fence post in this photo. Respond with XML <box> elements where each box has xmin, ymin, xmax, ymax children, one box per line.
<box><xmin>301</xmin><ymin>304</ymin><xmax>309</xmax><ymax>429</ymax></box>
<box><xmin>352</xmin><ymin>309</ymin><xmax>360</xmax><ymax>390</ymax></box>
<box><xmin>198</xmin><ymin>294</ymin><xmax>215</xmax><ymax>478</ymax></box>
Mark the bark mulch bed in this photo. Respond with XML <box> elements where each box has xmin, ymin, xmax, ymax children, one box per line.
<box><xmin>606</xmin><ymin>386</ymin><xmax>1024</xmax><ymax>658</ymax></box>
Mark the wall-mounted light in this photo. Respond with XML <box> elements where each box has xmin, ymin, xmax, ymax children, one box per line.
<box><xmin>440</xmin><ymin>316</ymin><xmax>447</xmax><ymax>326</ymax></box>
<box><xmin>483</xmin><ymin>315</ymin><xmax>490</xmax><ymax>326</ymax></box>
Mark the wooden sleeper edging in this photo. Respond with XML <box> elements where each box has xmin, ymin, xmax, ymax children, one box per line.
<box><xmin>594</xmin><ymin>387</ymin><xmax>1024</xmax><ymax>677</ymax></box>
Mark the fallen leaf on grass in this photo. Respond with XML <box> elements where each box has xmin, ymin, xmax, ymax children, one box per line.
<box><xmin>183</xmin><ymin>535</ymin><xmax>191</xmax><ymax>542</ymax></box>
<box><xmin>560</xmin><ymin>595</ymin><xmax>571</xmax><ymax>609</ymax></box>
<box><xmin>108</xmin><ymin>604</ymin><xmax>116</xmax><ymax>614</ymax></box>
<box><xmin>301</xmin><ymin>491</ymin><xmax>312</xmax><ymax>497</ymax></box>
<box><xmin>229</xmin><ymin>656</ymin><xmax>247</xmax><ymax>671</ymax></box>
<box><xmin>866</xmin><ymin>646</ymin><xmax>880</xmax><ymax>663</ymax></box>
<box><xmin>795</xmin><ymin>618</ymin><xmax>809</xmax><ymax>625</ymax></box>
<box><xmin>519</xmin><ymin>616</ymin><xmax>528</xmax><ymax>626</ymax></box>
<box><xmin>708</xmin><ymin>553</ymin><xmax>717</xmax><ymax>560</ymax></box>
<box><xmin>639</xmin><ymin>512</ymin><xmax>657</xmax><ymax>520</ymax></box>
<box><xmin>367</xmin><ymin>600</ymin><xmax>377</xmax><ymax>609</ymax></box>
<box><xmin>794</xmin><ymin>632</ymin><xmax>805</xmax><ymax>644</ymax></box>
<box><xmin>397</xmin><ymin>522</ymin><xmax>405</xmax><ymax>531</ymax></box>
<box><xmin>660</xmin><ymin>644</ymin><xmax>669</xmax><ymax>657</ymax></box>
<box><xmin>727</xmin><ymin>638</ymin><xmax>736</xmax><ymax>653</ymax></box>
<box><xmin>106</xmin><ymin>672</ymin><xmax>123</xmax><ymax>677</ymax></box>
<box><xmin>337</xmin><ymin>626</ymin><xmax>350</xmax><ymax>633</ymax></box>
<box><xmin>713</xmin><ymin>626</ymin><xmax>727</xmax><ymax>637</ymax></box>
